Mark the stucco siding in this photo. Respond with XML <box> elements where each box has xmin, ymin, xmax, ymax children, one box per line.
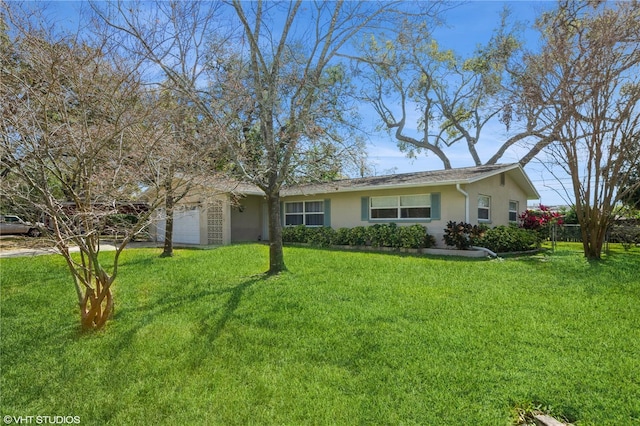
<box><xmin>280</xmin><ymin>176</ymin><xmax>530</xmax><ymax>247</ymax></box>
<box><xmin>282</xmin><ymin>185</ymin><xmax>468</xmax><ymax>247</ymax></box>
<box><xmin>231</xmin><ymin>195</ymin><xmax>263</xmax><ymax>242</ymax></box>
<box><xmin>153</xmin><ymin>164</ymin><xmax>539</xmax><ymax>247</ymax></box>
<box><xmin>467</xmin><ymin>172</ymin><xmax>528</xmax><ymax>225</ymax></box>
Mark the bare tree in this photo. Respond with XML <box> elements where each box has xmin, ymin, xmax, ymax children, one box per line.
<box><xmin>90</xmin><ymin>1</ymin><xmax>234</xmax><ymax>258</ymax></box>
<box><xmin>1</xmin><ymin>5</ymin><xmax>168</xmax><ymax>330</ymax></box>
<box><xmin>354</xmin><ymin>6</ymin><xmax>565</xmax><ymax>169</ymax></box>
<box><xmin>223</xmin><ymin>1</ymin><xmax>439</xmax><ymax>273</ymax></box>
<box><xmin>522</xmin><ymin>0</ymin><xmax>640</xmax><ymax>259</ymax></box>
<box><xmin>94</xmin><ymin>0</ymin><xmax>432</xmax><ymax>274</ymax></box>
<box><xmin>152</xmin><ymin>88</ymin><xmax>223</xmax><ymax>257</ymax></box>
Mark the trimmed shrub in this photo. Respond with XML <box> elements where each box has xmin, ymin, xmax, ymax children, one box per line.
<box><xmin>333</xmin><ymin>228</ymin><xmax>351</xmax><ymax>246</ymax></box>
<box><xmin>348</xmin><ymin>226</ymin><xmax>369</xmax><ymax>246</ymax></box>
<box><xmin>475</xmin><ymin>225</ymin><xmax>538</xmax><ymax>253</ymax></box>
<box><xmin>307</xmin><ymin>226</ymin><xmax>336</xmax><ymax>247</ymax></box>
<box><xmin>399</xmin><ymin>224</ymin><xmax>436</xmax><ymax>249</ymax></box>
<box><xmin>282</xmin><ymin>223</ymin><xmax>435</xmax><ymax>250</ymax></box>
<box><xmin>368</xmin><ymin>223</ymin><xmax>400</xmax><ymax>248</ymax></box>
<box><xmin>282</xmin><ymin>225</ymin><xmax>308</xmax><ymax>243</ymax></box>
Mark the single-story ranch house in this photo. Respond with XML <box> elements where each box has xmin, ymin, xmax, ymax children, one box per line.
<box><xmin>150</xmin><ymin>163</ymin><xmax>540</xmax><ymax>247</ymax></box>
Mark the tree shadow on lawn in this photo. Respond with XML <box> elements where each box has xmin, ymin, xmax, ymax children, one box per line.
<box><xmin>285</xmin><ymin>243</ymin><xmax>485</xmax><ymax>262</ymax></box>
<box><xmin>0</xmin><ymin>274</ymin><xmax>266</xmax><ymax>421</ymax></box>
<box><xmin>513</xmin><ymin>247</ymin><xmax>640</xmax><ymax>298</ymax></box>
<box><xmin>107</xmin><ymin>273</ymin><xmax>267</xmax><ymax>361</ymax></box>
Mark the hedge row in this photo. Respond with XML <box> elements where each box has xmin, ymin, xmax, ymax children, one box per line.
<box><xmin>282</xmin><ymin>223</ymin><xmax>436</xmax><ymax>249</ymax></box>
<box><xmin>443</xmin><ymin>221</ymin><xmax>539</xmax><ymax>253</ymax></box>
<box><xmin>473</xmin><ymin>225</ymin><xmax>539</xmax><ymax>253</ymax></box>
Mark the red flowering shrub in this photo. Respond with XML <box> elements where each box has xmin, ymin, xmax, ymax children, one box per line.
<box><xmin>519</xmin><ymin>204</ymin><xmax>564</xmax><ymax>230</ymax></box>
<box><xmin>519</xmin><ymin>204</ymin><xmax>563</xmax><ymax>243</ymax></box>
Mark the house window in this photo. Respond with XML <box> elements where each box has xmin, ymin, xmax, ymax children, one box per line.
<box><xmin>478</xmin><ymin>195</ymin><xmax>491</xmax><ymax>221</ymax></box>
<box><xmin>370</xmin><ymin>194</ymin><xmax>431</xmax><ymax>220</ymax></box>
<box><xmin>285</xmin><ymin>201</ymin><xmax>324</xmax><ymax>226</ymax></box>
<box><xmin>509</xmin><ymin>201</ymin><xmax>519</xmax><ymax>222</ymax></box>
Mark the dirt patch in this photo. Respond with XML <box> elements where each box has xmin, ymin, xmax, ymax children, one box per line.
<box><xmin>0</xmin><ymin>235</ymin><xmax>55</xmax><ymax>251</ymax></box>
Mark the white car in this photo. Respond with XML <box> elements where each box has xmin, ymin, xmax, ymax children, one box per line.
<box><xmin>0</xmin><ymin>215</ymin><xmax>44</xmax><ymax>237</ymax></box>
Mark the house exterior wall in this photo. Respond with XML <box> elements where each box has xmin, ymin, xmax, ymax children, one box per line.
<box><xmin>466</xmin><ymin>172</ymin><xmax>528</xmax><ymax>225</ymax></box>
<box><xmin>281</xmin><ymin>185</ymin><xmax>465</xmax><ymax>246</ymax></box>
<box><xmin>150</xmin><ymin>193</ymin><xmax>232</xmax><ymax>246</ymax></box>
<box><xmin>153</xmin><ymin>166</ymin><xmax>536</xmax><ymax>247</ymax></box>
<box><xmin>230</xmin><ymin>195</ymin><xmax>264</xmax><ymax>242</ymax></box>
<box><xmin>279</xmin><ymin>174</ymin><xmax>530</xmax><ymax>247</ymax></box>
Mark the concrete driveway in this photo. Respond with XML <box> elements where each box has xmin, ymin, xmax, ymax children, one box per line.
<box><xmin>0</xmin><ymin>241</ymin><xmax>160</xmax><ymax>258</ymax></box>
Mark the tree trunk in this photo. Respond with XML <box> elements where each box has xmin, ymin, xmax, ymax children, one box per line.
<box><xmin>582</xmin><ymin>233</ymin><xmax>604</xmax><ymax>260</ymax></box>
<box><xmin>579</xmin><ymin>210</ymin><xmax>607</xmax><ymax>260</ymax></box>
<box><xmin>161</xmin><ymin>188</ymin><xmax>174</xmax><ymax>258</ymax></box>
<box><xmin>266</xmin><ymin>192</ymin><xmax>286</xmax><ymax>275</ymax></box>
<box><xmin>589</xmin><ymin>222</ymin><xmax>607</xmax><ymax>260</ymax></box>
<box><xmin>79</xmin><ymin>276</ymin><xmax>114</xmax><ymax>331</ymax></box>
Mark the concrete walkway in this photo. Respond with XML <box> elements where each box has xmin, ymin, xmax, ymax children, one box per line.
<box><xmin>0</xmin><ymin>241</ymin><xmax>160</xmax><ymax>258</ymax></box>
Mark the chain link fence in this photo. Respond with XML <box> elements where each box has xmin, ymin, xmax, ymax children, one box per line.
<box><xmin>550</xmin><ymin>220</ymin><xmax>640</xmax><ymax>251</ymax></box>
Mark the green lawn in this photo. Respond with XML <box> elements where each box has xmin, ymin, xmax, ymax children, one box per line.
<box><xmin>1</xmin><ymin>244</ymin><xmax>639</xmax><ymax>425</ymax></box>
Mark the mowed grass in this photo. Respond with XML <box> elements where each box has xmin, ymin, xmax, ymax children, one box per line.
<box><xmin>1</xmin><ymin>244</ymin><xmax>639</xmax><ymax>425</ymax></box>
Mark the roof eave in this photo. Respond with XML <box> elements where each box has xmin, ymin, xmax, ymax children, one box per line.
<box><xmin>282</xmin><ymin>164</ymin><xmax>541</xmax><ymax>199</ymax></box>
<box><xmin>282</xmin><ymin>178</ymin><xmax>482</xmax><ymax>197</ymax></box>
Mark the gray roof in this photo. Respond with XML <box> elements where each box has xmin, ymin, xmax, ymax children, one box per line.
<box><xmin>280</xmin><ymin>163</ymin><xmax>540</xmax><ymax>199</ymax></box>
<box><xmin>210</xmin><ymin>179</ymin><xmax>265</xmax><ymax>196</ymax></box>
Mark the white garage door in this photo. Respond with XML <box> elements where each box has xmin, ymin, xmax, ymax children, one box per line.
<box><xmin>156</xmin><ymin>207</ymin><xmax>201</xmax><ymax>245</ymax></box>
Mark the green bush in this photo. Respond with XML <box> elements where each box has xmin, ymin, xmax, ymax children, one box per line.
<box><xmin>282</xmin><ymin>225</ymin><xmax>308</xmax><ymax>243</ymax></box>
<box><xmin>104</xmin><ymin>214</ymin><xmax>139</xmax><ymax>234</ymax></box>
<box><xmin>307</xmin><ymin>227</ymin><xmax>336</xmax><ymax>247</ymax></box>
<box><xmin>348</xmin><ymin>226</ymin><xmax>369</xmax><ymax>246</ymax></box>
<box><xmin>283</xmin><ymin>223</ymin><xmax>434</xmax><ymax>249</ymax></box>
<box><xmin>609</xmin><ymin>222</ymin><xmax>640</xmax><ymax>250</ymax></box>
<box><xmin>443</xmin><ymin>221</ymin><xmax>486</xmax><ymax>250</ymax></box>
<box><xmin>368</xmin><ymin>223</ymin><xmax>400</xmax><ymax>248</ymax></box>
<box><xmin>333</xmin><ymin>228</ymin><xmax>351</xmax><ymax>246</ymax></box>
<box><xmin>399</xmin><ymin>224</ymin><xmax>436</xmax><ymax>249</ymax></box>
<box><xmin>475</xmin><ymin>225</ymin><xmax>538</xmax><ymax>253</ymax></box>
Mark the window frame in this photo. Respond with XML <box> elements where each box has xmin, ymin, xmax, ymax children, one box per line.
<box><xmin>478</xmin><ymin>194</ymin><xmax>491</xmax><ymax>222</ymax></box>
<box><xmin>369</xmin><ymin>194</ymin><xmax>432</xmax><ymax>221</ymax></box>
<box><xmin>508</xmin><ymin>200</ymin><xmax>519</xmax><ymax>223</ymax></box>
<box><xmin>284</xmin><ymin>200</ymin><xmax>325</xmax><ymax>227</ymax></box>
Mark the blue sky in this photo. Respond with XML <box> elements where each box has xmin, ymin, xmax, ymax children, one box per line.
<box><xmin>38</xmin><ymin>0</ymin><xmax>568</xmax><ymax>206</ymax></box>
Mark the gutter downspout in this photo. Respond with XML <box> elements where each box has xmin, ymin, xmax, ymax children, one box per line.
<box><xmin>455</xmin><ymin>183</ymin><xmax>499</xmax><ymax>259</ymax></box>
<box><xmin>471</xmin><ymin>245</ymin><xmax>499</xmax><ymax>258</ymax></box>
<box><xmin>456</xmin><ymin>183</ymin><xmax>469</xmax><ymax>223</ymax></box>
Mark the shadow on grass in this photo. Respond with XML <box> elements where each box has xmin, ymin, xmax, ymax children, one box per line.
<box><xmin>199</xmin><ymin>274</ymin><xmax>266</xmax><ymax>343</ymax></box>
<box><xmin>284</xmin><ymin>243</ymin><xmax>486</xmax><ymax>262</ymax></box>
<box><xmin>105</xmin><ymin>272</ymin><xmax>271</xmax><ymax>364</ymax></box>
